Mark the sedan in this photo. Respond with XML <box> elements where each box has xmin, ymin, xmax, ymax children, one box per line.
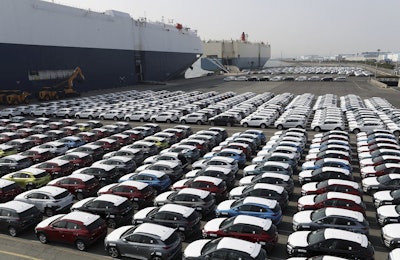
<box><xmin>298</xmin><ymin>167</ymin><xmax>353</xmax><ymax>185</ymax></box>
<box><xmin>301</xmin><ymin>158</ymin><xmax>352</xmax><ymax>171</ymax></box>
<box><xmin>362</xmin><ymin>174</ymin><xmax>400</xmax><ymax>195</ymax></box>
<box><xmin>238</xmin><ymin>172</ymin><xmax>295</xmax><ymax>195</ymax></box>
<box><xmin>301</xmin><ymin>179</ymin><xmax>362</xmax><ymax>196</ymax></box>
<box><xmin>373</xmin><ymin>189</ymin><xmax>400</xmax><ymax>208</ymax></box>
<box><xmin>377</xmin><ymin>205</ymin><xmax>400</xmax><ymax>226</ymax></box>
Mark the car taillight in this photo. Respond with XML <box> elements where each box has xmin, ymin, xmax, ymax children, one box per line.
<box><xmin>163</xmin><ymin>245</ymin><xmax>172</xmax><ymax>249</ymax></box>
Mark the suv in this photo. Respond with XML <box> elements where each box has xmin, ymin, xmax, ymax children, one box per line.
<box><xmin>133</xmin><ymin>204</ymin><xmax>201</xmax><ymax>241</ymax></box>
<box><xmin>0</xmin><ymin>179</ymin><xmax>22</xmax><ymax>202</ymax></box>
<box><xmin>35</xmin><ymin>211</ymin><xmax>108</xmax><ymax>251</ymax></box>
<box><xmin>66</xmin><ymin>144</ymin><xmax>104</xmax><ymax>161</ymax></box>
<box><xmin>20</xmin><ymin>148</ymin><xmax>54</xmax><ymax>163</ymax></box>
<box><xmin>0</xmin><ymin>154</ymin><xmax>32</xmax><ymax>172</ymax></box>
<box><xmin>104</xmin><ymin>223</ymin><xmax>182</xmax><ymax>259</ymax></box>
<box><xmin>209</xmin><ymin>114</ymin><xmax>238</xmax><ymax>127</ymax></box>
<box><xmin>2</xmin><ymin>168</ymin><xmax>51</xmax><ymax>190</ymax></box>
<box><xmin>14</xmin><ymin>186</ymin><xmax>74</xmax><ymax>216</ymax></box>
<box><xmin>47</xmin><ymin>173</ymin><xmax>100</xmax><ymax>200</ymax></box>
<box><xmin>33</xmin><ymin>158</ymin><xmax>74</xmax><ymax>179</ymax></box>
<box><xmin>70</xmin><ymin>194</ymin><xmax>134</xmax><ymax>228</ymax></box>
<box><xmin>73</xmin><ymin>165</ymin><xmax>120</xmax><ymax>187</ymax></box>
<box><xmin>0</xmin><ymin>200</ymin><xmax>42</xmax><ymax>237</ymax></box>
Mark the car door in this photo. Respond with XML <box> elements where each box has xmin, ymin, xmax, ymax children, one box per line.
<box><xmin>119</xmin><ymin>233</ymin><xmax>142</xmax><ymax>258</ymax></box>
<box><xmin>47</xmin><ymin>220</ymin><xmax>69</xmax><ymax>242</ymax></box>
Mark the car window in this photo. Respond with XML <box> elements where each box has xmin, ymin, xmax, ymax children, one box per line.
<box><xmin>52</xmin><ymin>221</ymin><xmax>68</xmax><ymax>229</ymax></box>
<box><xmin>66</xmin><ymin>221</ymin><xmax>80</xmax><ymax>230</ymax></box>
<box><xmin>209</xmin><ymin>250</ymin><xmax>227</xmax><ymax>260</ymax></box>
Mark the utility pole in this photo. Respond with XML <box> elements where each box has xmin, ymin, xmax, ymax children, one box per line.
<box><xmin>375</xmin><ymin>49</ymin><xmax>380</xmax><ymax>78</ymax></box>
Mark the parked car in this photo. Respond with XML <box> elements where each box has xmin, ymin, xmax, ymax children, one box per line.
<box><xmin>301</xmin><ymin>179</ymin><xmax>362</xmax><ymax>196</ymax></box>
<box><xmin>0</xmin><ymin>179</ymin><xmax>22</xmax><ymax>202</ymax></box>
<box><xmin>104</xmin><ymin>223</ymin><xmax>182</xmax><ymax>259</ymax></box>
<box><xmin>239</xmin><ymin>172</ymin><xmax>295</xmax><ymax>196</ymax></box>
<box><xmin>362</xmin><ymin>174</ymin><xmax>400</xmax><ymax>195</ymax></box>
<box><xmin>2</xmin><ymin>167</ymin><xmax>51</xmax><ymax>190</ymax></box>
<box><xmin>35</xmin><ymin>211</ymin><xmax>108</xmax><ymax>251</ymax></box>
<box><xmin>119</xmin><ymin>170</ymin><xmax>171</xmax><ymax>195</ymax></box>
<box><xmin>73</xmin><ymin>165</ymin><xmax>120</xmax><ymax>187</ymax></box>
<box><xmin>47</xmin><ymin>173</ymin><xmax>100</xmax><ymax>200</ymax></box>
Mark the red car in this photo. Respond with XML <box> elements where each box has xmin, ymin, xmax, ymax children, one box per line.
<box><xmin>122</xmin><ymin>130</ymin><xmax>144</xmax><ymax>141</ymax></box>
<box><xmin>97</xmin><ymin>180</ymin><xmax>155</xmax><ymax>210</ymax></box>
<box><xmin>60</xmin><ymin>126</ymin><xmax>80</xmax><ymax>136</ymax></box>
<box><xmin>172</xmin><ymin>176</ymin><xmax>227</xmax><ymax>201</ymax></box>
<box><xmin>20</xmin><ymin>148</ymin><xmax>54</xmax><ymax>163</ymax></box>
<box><xmin>202</xmin><ymin>215</ymin><xmax>278</xmax><ymax>252</ymax></box>
<box><xmin>0</xmin><ymin>179</ymin><xmax>23</xmax><ymax>202</ymax></box>
<box><xmin>91</xmin><ymin>128</ymin><xmax>111</xmax><ymax>139</ymax></box>
<box><xmin>57</xmin><ymin>152</ymin><xmax>94</xmax><ymax>169</ymax></box>
<box><xmin>108</xmin><ymin>134</ymin><xmax>132</xmax><ymax>146</ymax></box>
<box><xmin>91</xmin><ymin>138</ymin><xmax>120</xmax><ymax>151</ymax></box>
<box><xmin>26</xmin><ymin>134</ymin><xmax>51</xmax><ymax>145</ymax></box>
<box><xmin>301</xmin><ymin>179</ymin><xmax>362</xmax><ymax>196</ymax></box>
<box><xmin>76</xmin><ymin>132</ymin><xmax>98</xmax><ymax>143</ymax></box>
<box><xmin>48</xmin><ymin>121</ymin><xmax>63</xmax><ymax>130</ymax></box>
<box><xmin>35</xmin><ymin>211</ymin><xmax>107</xmax><ymax>251</ymax></box>
<box><xmin>34</xmin><ymin>158</ymin><xmax>74</xmax><ymax>178</ymax></box>
<box><xmin>15</xmin><ymin>128</ymin><xmax>38</xmax><ymax>138</ymax></box>
<box><xmin>297</xmin><ymin>192</ymin><xmax>366</xmax><ymax>214</ymax></box>
<box><xmin>47</xmin><ymin>173</ymin><xmax>100</xmax><ymax>200</ymax></box>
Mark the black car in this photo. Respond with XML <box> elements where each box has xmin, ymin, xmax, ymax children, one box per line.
<box><xmin>94</xmin><ymin>156</ymin><xmax>137</xmax><ymax>175</ymax></box>
<box><xmin>0</xmin><ymin>200</ymin><xmax>42</xmax><ymax>236</ymax></box>
<box><xmin>67</xmin><ymin>144</ymin><xmax>105</xmax><ymax>161</ymax></box>
<box><xmin>287</xmin><ymin>228</ymin><xmax>374</xmax><ymax>259</ymax></box>
<box><xmin>70</xmin><ymin>194</ymin><xmax>134</xmax><ymax>228</ymax></box>
<box><xmin>209</xmin><ymin>115</ymin><xmax>238</xmax><ymax>127</ymax></box>
<box><xmin>74</xmin><ymin>165</ymin><xmax>120</xmax><ymax>187</ymax></box>
<box><xmin>132</xmin><ymin>204</ymin><xmax>201</xmax><ymax>241</ymax></box>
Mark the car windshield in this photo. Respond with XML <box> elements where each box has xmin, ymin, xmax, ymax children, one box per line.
<box><xmin>315</xmin><ymin>193</ymin><xmax>328</xmax><ymax>203</ymax></box>
<box><xmin>316</xmin><ymin>180</ymin><xmax>329</xmax><ymax>189</ymax></box>
<box><xmin>375</xmin><ymin>164</ymin><xmax>388</xmax><ymax>172</ymax></box>
<box><xmin>220</xmin><ymin>217</ymin><xmax>235</xmax><ymax>229</ymax></box>
<box><xmin>201</xmin><ymin>238</ymin><xmax>220</xmax><ymax>255</ymax></box>
<box><xmin>307</xmin><ymin>229</ymin><xmax>325</xmax><ymax>244</ymax></box>
<box><xmin>377</xmin><ymin>174</ymin><xmax>392</xmax><ymax>184</ymax></box>
<box><xmin>391</xmin><ymin>189</ymin><xmax>400</xmax><ymax>199</ymax></box>
<box><xmin>311</xmin><ymin>168</ymin><xmax>323</xmax><ymax>176</ymax></box>
<box><xmin>86</xmin><ymin>217</ymin><xmax>105</xmax><ymax>232</ymax></box>
<box><xmin>310</xmin><ymin>208</ymin><xmax>327</xmax><ymax>221</ymax></box>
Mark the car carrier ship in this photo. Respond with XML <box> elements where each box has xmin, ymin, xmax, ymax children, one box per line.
<box><xmin>0</xmin><ymin>0</ymin><xmax>202</xmax><ymax>98</ymax></box>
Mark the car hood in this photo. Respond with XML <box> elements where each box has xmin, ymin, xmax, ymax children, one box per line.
<box><xmin>173</xmin><ymin>179</ymin><xmax>190</xmax><ymax>189</ymax></box>
<box><xmin>184</xmin><ymin>239</ymin><xmax>210</xmax><ymax>258</ymax></box>
<box><xmin>374</xmin><ymin>190</ymin><xmax>393</xmax><ymax>201</ymax></box>
<box><xmin>358</xmin><ymin>151</ymin><xmax>372</xmax><ymax>160</ymax></box>
<box><xmin>359</xmin><ymin>158</ymin><xmax>373</xmax><ymax>167</ymax></box>
<box><xmin>287</xmin><ymin>231</ymin><xmax>310</xmax><ymax>247</ymax></box>
<box><xmin>238</xmin><ymin>176</ymin><xmax>254</xmax><ymax>186</ymax></box>
<box><xmin>360</xmin><ymin>166</ymin><xmax>375</xmax><ymax>174</ymax></box>
<box><xmin>382</xmin><ymin>224</ymin><xmax>400</xmax><ymax>238</ymax></box>
<box><xmin>299</xmin><ymin>170</ymin><xmax>313</xmax><ymax>178</ymax></box>
<box><xmin>133</xmin><ymin>206</ymin><xmax>156</xmax><ymax>220</ymax></box>
<box><xmin>154</xmin><ymin>191</ymin><xmax>174</xmax><ymax>202</ymax></box>
<box><xmin>301</xmin><ymin>182</ymin><xmax>318</xmax><ymax>192</ymax></box>
<box><xmin>217</xmin><ymin>200</ymin><xmax>235</xmax><ymax>211</ymax></box>
<box><xmin>377</xmin><ymin>205</ymin><xmax>398</xmax><ymax>217</ymax></box>
<box><xmin>305</xmin><ymin>154</ymin><xmax>317</xmax><ymax>161</ymax></box>
<box><xmin>36</xmin><ymin>214</ymin><xmax>63</xmax><ymax>229</ymax></box>
<box><xmin>143</xmin><ymin>155</ymin><xmax>157</xmax><ymax>164</ymax></box>
<box><xmin>229</xmin><ymin>186</ymin><xmax>246</xmax><ymax>197</ymax></box>
<box><xmin>105</xmin><ymin>225</ymin><xmax>134</xmax><ymax>242</ymax></box>
<box><xmin>243</xmin><ymin>164</ymin><xmax>257</xmax><ymax>174</ymax></box>
<box><xmin>301</xmin><ymin>161</ymin><xmax>315</xmax><ymax>170</ymax></box>
<box><xmin>298</xmin><ymin>195</ymin><xmax>316</xmax><ymax>206</ymax></box>
<box><xmin>293</xmin><ymin>211</ymin><xmax>313</xmax><ymax>224</ymax></box>
<box><xmin>251</xmin><ymin>156</ymin><xmax>265</xmax><ymax>164</ymax></box>
<box><xmin>362</xmin><ymin>177</ymin><xmax>379</xmax><ymax>187</ymax></box>
<box><xmin>203</xmin><ymin>218</ymin><xmax>226</xmax><ymax>232</ymax></box>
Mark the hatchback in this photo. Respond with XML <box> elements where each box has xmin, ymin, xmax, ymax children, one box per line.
<box><xmin>73</xmin><ymin>165</ymin><xmax>120</xmax><ymax>187</ymax></box>
<box><xmin>14</xmin><ymin>186</ymin><xmax>74</xmax><ymax>216</ymax></box>
<box><xmin>70</xmin><ymin>194</ymin><xmax>134</xmax><ymax>228</ymax></box>
<box><xmin>0</xmin><ymin>179</ymin><xmax>22</xmax><ymax>202</ymax></box>
<box><xmin>202</xmin><ymin>215</ymin><xmax>278</xmax><ymax>251</ymax></box>
<box><xmin>103</xmin><ymin>148</ymin><xmax>145</xmax><ymax>165</ymax></box>
<box><xmin>298</xmin><ymin>167</ymin><xmax>353</xmax><ymax>185</ymax></box>
<box><xmin>119</xmin><ymin>170</ymin><xmax>171</xmax><ymax>194</ymax></box>
<box><xmin>301</xmin><ymin>179</ymin><xmax>362</xmax><ymax>196</ymax></box>
<box><xmin>239</xmin><ymin>172</ymin><xmax>295</xmax><ymax>196</ymax></box>
<box><xmin>362</xmin><ymin>174</ymin><xmax>400</xmax><ymax>195</ymax></box>
<box><xmin>35</xmin><ymin>211</ymin><xmax>107</xmax><ymax>251</ymax></box>
<box><xmin>104</xmin><ymin>223</ymin><xmax>182</xmax><ymax>259</ymax></box>
<box><xmin>133</xmin><ymin>204</ymin><xmax>201</xmax><ymax>241</ymax></box>
<box><xmin>2</xmin><ymin>167</ymin><xmax>51</xmax><ymax>190</ymax></box>
<box><xmin>47</xmin><ymin>173</ymin><xmax>99</xmax><ymax>200</ymax></box>
<box><xmin>33</xmin><ymin>158</ymin><xmax>74</xmax><ymax>179</ymax></box>
<box><xmin>66</xmin><ymin>144</ymin><xmax>104</xmax><ymax>161</ymax></box>
<box><xmin>0</xmin><ymin>200</ymin><xmax>42</xmax><ymax>237</ymax></box>
<box><xmin>286</xmin><ymin>228</ymin><xmax>374</xmax><ymax>259</ymax></box>
<box><xmin>94</xmin><ymin>156</ymin><xmax>137</xmax><ymax>175</ymax></box>
<box><xmin>172</xmin><ymin>176</ymin><xmax>228</xmax><ymax>202</ymax></box>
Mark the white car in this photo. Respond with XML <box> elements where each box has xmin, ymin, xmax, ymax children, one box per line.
<box><xmin>74</xmin><ymin>109</ymin><xmax>100</xmax><ymax>119</ymax></box>
<box><xmin>240</xmin><ymin>116</ymin><xmax>273</xmax><ymax>128</ymax></box>
<box><xmin>179</xmin><ymin>113</ymin><xmax>207</xmax><ymax>125</ymax></box>
<box><xmin>311</xmin><ymin>119</ymin><xmax>345</xmax><ymax>132</ymax></box>
<box><xmin>124</xmin><ymin>111</ymin><xmax>151</xmax><ymax>122</ymax></box>
<box><xmin>98</xmin><ymin>110</ymin><xmax>124</xmax><ymax>121</ymax></box>
<box><xmin>150</xmin><ymin>112</ymin><xmax>178</xmax><ymax>123</ymax></box>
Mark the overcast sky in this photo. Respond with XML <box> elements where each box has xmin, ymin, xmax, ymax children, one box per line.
<box><xmin>47</xmin><ymin>0</ymin><xmax>399</xmax><ymax>58</ymax></box>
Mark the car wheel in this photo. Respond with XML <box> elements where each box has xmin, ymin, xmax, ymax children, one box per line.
<box><xmin>152</xmin><ymin>118</ymin><xmax>157</xmax><ymax>123</ymax></box>
<box><xmin>181</xmin><ymin>120</ymin><xmax>186</xmax><ymax>124</ymax></box>
<box><xmin>260</xmin><ymin>123</ymin><xmax>267</xmax><ymax>129</ymax></box>
<box><xmin>26</xmin><ymin>184</ymin><xmax>34</xmax><ymax>190</ymax></box>
<box><xmin>196</xmin><ymin>120</ymin><xmax>202</xmax><ymax>125</ymax></box>
<box><xmin>37</xmin><ymin>232</ymin><xmax>48</xmax><ymax>244</ymax></box>
<box><xmin>139</xmin><ymin>118</ymin><xmax>145</xmax><ymax>122</ymax></box>
<box><xmin>277</xmin><ymin>124</ymin><xmax>283</xmax><ymax>130</ymax></box>
<box><xmin>166</xmin><ymin>119</ymin><xmax>171</xmax><ymax>123</ymax></box>
<box><xmin>152</xmin><ymin>256</ymin><xmax>163</xmax><ymax>260</ymax></box>
<box><xmin>113</xmin><ymin>116</ymin><xmax>118</xmax><ymax>121</ymax></box>
<box><xmin>243</xmin><ymin>123</ymin><xmax>248</xmax><ymax>127</ymax></box>
<box><xmin>42</xmin><ymin>113</ymin><xmax>46</xmax><ymax>117</ymax></box>
<box><xmin>76</xmin><ymin>115</ymin><xmax>80</xmax><ymax>119</ymax></box>
<box><xmin>334</xmin><ymin>127</ymin><xmax>342</xmax><ymax>130</ymax></box>
<box><xmin>132</xmin><ymin>202</ymin><xmax>140</xmax><ymax>210</ymax></box>
<box><xmin>75</xmin><ymin>239</ymin><xmax>87</xmax><ymax>251</ymax></box>
<box><xmin>76</xmin><ymin>192</ymin><xmax>84</xmax><ymax>200</ymax></box>
<box><xmin>178</xmin><ymin>232</ymin><xmax>186</xmax><ymax>241</ymax></box>
<box><xmin>108</xmin><ymin>246</ymin><xmax>120</xmax><ymax>258</ymax></box>
<box><xmin>227</xmin><ymin>122</ymin><xmax>232</xmax><ymax>127</ymax></box>
<box><xmin>394</xmin><ymin>130</ymin><xmax>400</xmax><ymax>137</ymax></box>
<box><xmin>88</xmin><ymin>115</ymin><xmax>93</xmax><ymax>120</ymax></box>
<box><xmin>353</xmin><ymin>128</ymin><xmax>360</xmax><ymax>134</ymax></box>
<box><xmin>100</xmin><ymin>116</ymin><xmax>105</xmax><ymax>120</ymax></box>
<box><xmin>314</xmin><ymin>126</ymin><xmax>321</xmax><ymax>132</ymax></box>
<box><xmin>107</xmin><ymin>219</ymin><xmax>117</xmax><ymax>229</ymax></box>
<box><xmin>64</xmin><ymin>114</ymin><xmax>69</xmax><ymax>119</ymax></box>
<box><xmin>8</xmin><ymin>226</ymin><xmax>17</xmax><ymax>237</ymax></box>
<box><xmin>45</xmin><ymin>207</ymin><xmax>54</xmax><ymax>217</ymax></box>
<box><xmin>210</xmin><ymin>121</ymin><xmax>215</xmax><ymax>126</ymax></box>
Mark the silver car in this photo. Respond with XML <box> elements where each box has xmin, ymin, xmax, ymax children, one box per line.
<box><xmin>104</xmin><ymin>223</ymin><xmax>182</xmax><ymax>259</ymax></box>
<box><xmin>14</xmin><ymin>186</ymin><xmax>74</xmax><ymax>217</ymax></box>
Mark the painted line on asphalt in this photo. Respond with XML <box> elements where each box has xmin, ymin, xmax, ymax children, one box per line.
<box><xmin>0</xmin><ymin>250</ymin><xmax>42</xmax><ymax>260</ymax></box>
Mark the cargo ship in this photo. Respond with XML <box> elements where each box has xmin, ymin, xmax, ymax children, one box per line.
<box><xmin>201</xmin><ymin>32</ymin><xmax>271</xmax><ymax>72</ymax></box>
<box><xmin>0</xmin><ymin>0</ymin><xmax>203</xmax><ymax>94</ymax></box>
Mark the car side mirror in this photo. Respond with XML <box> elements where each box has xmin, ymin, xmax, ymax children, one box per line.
<box><xmin>122</xmin><ymin>238</ymin><xmax>127</xmax><ymax>242</ymax></box>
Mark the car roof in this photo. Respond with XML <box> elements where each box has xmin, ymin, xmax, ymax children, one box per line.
<box><xmin>325</xmin><ymin>192</ymin><xmax>362</xmax><ymax>203</ymax></box>
<box><xmin>159</xmin><ymin>204</ymin><xmax>195</xmax><ymax>218</ymax></box>
<box><xmin>324</xmin><ymin>228</ymin><xmax>368</xmax><ymax>247</ymax></box>
<box><xmin>253</xmin><ymin>183</ymin><xmax>284</xmax><ymax>193</ymax></box>
<box><xmin>326</xmin><ymin>179</ymin><xmax>360</xmax><ymax>188</ymax></box>
<box><xmin>243</xmin><ymin>196</ymin><xmax>277</xmax><ymax>208</ymax></box>
<box><xmin>46</xmin><ymin>158</ymin><xmax>70</xmax><ymax>165</ymax></box>
<box><xmin>324</xmin><ymin>208</ymin><xmax>364</xmax><ymax>222</ymax></box>
<box><xmin>119</xmin><ymin>180</ymin><xmax>148</xmax><ymax>190</ymax></box>
<box><xmin>233</xmin><ymin>215</ymin><xmax>272</xmax><ymax>231</ymax></box>
<box><xmin>259</xmin><ymin>172</ymin><xmax>290</xmax><ymax>181</ymax></box>
<box><xmin>37</xmin><ymin>186</ymin><xmax>67</xmax><ymax>196</ymax></box>
<box><xmin>179</xmin><ymin>188</ymin><xmax>210</xmax><ymax>199</ymax></box>
<box><xmin>210</xmin><ymin>156</ymin><xmax>236</xmax><ymax>163</ymax></box>
<box><xmin>95</xmin><ymin>194</ymin><xmax>127</xmax><ymax>206</ymax></box>
<box><xmin>134</xmin><ymin>223</ymin><xmax>175</xmax><ymax>241</ymax></box>
<box><xmin>216</xmin><ymin>237</ymin><xmax>261</xmax><ymax>258</ymax></box>
<box><xmin>1</xmin><ymin>200</ymin><xmax>34</xmax><ymax>213</ymax></box>
<box><xmin>61</xmin><ymin>211</ymin><xmax>100</xmax><ymax>226</ymax></box>
<box><xmin>138</xmin><ymin>170</ymin><xmax>166</xmax><ymax>178</ymax></box>
<box><xmin>193</xmin><ymin>176</ymin><xmax>223</xmax><ymax>185</ymax></box>
<box><xmin>18</xmin><ymin>168</ymin><xmax>47</xmax><ymax>176</ymax></box>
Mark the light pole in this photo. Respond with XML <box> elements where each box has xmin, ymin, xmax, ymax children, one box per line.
<box><xmin>375</xmin><ymin>49</ymin><xmax>380</xmax><ymax>78</ymax></box>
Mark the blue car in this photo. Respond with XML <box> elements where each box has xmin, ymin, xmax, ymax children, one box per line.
<box><xmin>215</xmin><ymin>196</ymin><xmax>282</xmax><ymax>225</ymax></box>
<box><xmin>118</xmin><ymin>170</ymin><xmax>171</xmax><ymax>193</ymax></box>
<box><xmin>301</xmin><ymin>158</ymin><xmax>352</xmax><ymax>171</ymax></box>
<box><xmin>244</xmin><ymin>129</ymin><xmax>267</xmax><ymax>144</ymax></box>
<box><xmin>58</xmin><ymin>136</ymin><xmax>85</xmax><ymax>148</ymax></box>
<box><xmin>204</xmin><ymin>148</ymin><xmax>247</xmax><ymax>168</ymax></box>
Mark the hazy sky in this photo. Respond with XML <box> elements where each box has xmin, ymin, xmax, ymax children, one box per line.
<box><xmin>47</xmin><ymin>0</ymin><xmax>399</xmax><ymax>58</ymax></box>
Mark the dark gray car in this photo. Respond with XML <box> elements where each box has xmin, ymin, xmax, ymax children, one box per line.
<box><xmin>104</xmin><ymin>223</ymin><xmax>182</xmax><ymax>259</ymax></box>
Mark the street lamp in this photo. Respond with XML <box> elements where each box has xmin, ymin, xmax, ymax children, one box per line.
<box><xmin>375</xmin><ymin>49</ymin><xmax>380</xmax><ymax>78</ymax></box>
